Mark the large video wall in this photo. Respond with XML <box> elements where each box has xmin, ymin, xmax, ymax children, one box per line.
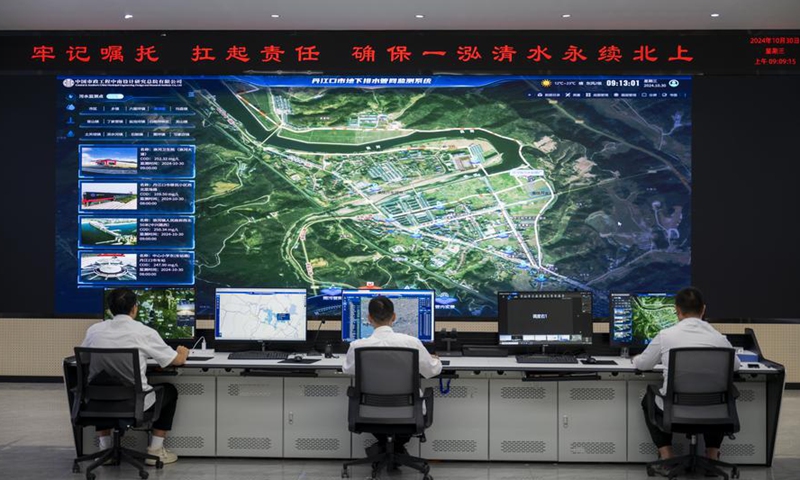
<box><xmin>54</xmin><ymin>75</ymin><xmax>692</xmax><ymax>317</ymax></box>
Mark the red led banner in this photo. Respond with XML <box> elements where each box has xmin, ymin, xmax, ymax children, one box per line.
<box><xmin>3</xmin><ymin>30</ymin><xmax>800</xmax><ymax>74</ymax></box>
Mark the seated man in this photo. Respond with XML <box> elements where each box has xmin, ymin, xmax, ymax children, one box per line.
<box><xmin>81</xmin><ymin>288</ymin><xmax>189</xmax><ymax>465</ymax></box>
<box><xmin>633</xmin><ymin>287</ymin><xmax>740</xmax><ymax>467</ymax></box>
<box><xmin>342</xmin><ymin>295</ymin><xmax>442</xmax><ymax>456</ymax></box>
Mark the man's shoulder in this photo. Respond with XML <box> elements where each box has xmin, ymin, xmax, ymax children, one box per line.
<box><xmin>386</xmin><ymin>331</ymin><xmax>424</xmax><ymax>346</ymax></box>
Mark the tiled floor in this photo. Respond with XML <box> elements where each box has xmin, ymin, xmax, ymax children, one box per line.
<box><xmin>1</xmin><ymin>383</ymin><xmax>797</xmax><ymax>480</ymax></box>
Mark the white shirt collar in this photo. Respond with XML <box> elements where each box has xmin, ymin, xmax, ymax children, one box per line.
<box><xmin>111</xmin><ymin>314</ymin><xmax>135</xmax><ymax>322</ymax></box>
<box><xmin>679</xmin><ymin>317</ymin><xmax>703</xmax><ymax>324</ymax></box>
<box><xmin>373</xmin><ymin>325</ymin><xmax>394</xmax><ymax>334</ymax></box>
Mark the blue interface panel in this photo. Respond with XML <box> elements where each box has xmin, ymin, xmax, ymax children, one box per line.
<box><xmin>55</xmin><ymin>75</ymin><xmax>691</xmax><ymax>317</ymax></box>
<box><xmin>341</xmin><ymin>289</ymin><xmax>435</xmax><ymax>343</ymax></box>
<box><xmin>610</xmin><ymin>292</ymin><xmax>677</xmax><ymax>347</ymax></box>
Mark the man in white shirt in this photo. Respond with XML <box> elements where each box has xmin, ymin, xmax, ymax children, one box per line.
<box><xmin>633</xmin><ymin>287</ymin><xmax>740</xmax><ymax>464</ymax></box>
<box><xmin>81</xmin><ymin>288</ymin><xmax>189</xmax><ymax>465</ymax></box>
<box><xmin>342</xmin><ymin>296</ymin><xmax>442</xmax><ymax>455</ymax></box>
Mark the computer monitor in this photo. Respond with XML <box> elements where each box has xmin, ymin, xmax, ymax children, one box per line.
<box><xmin>610</xmin><ymin>292</ymin><xmax>677</xmax><ymax>347</ymax></box>
<box><xmin>341</xmin><ymin>289</ymin><xmax>435</xmax><ymax>343</ymax></box>
<box><xmin>498</xmin><ymin>291</ymin><xmax>593</xmax><ymax>345</ymax></box>
<box><xmin>104</xmin><ymin>287</ymin><xmax>195</xmax><ymax>340</ymax></box>
<box><xmin>214</xmin><ymin>288</ymin><xmax>307</xmax><ymax>341</ymax></box>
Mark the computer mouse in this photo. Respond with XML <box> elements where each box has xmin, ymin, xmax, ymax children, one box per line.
<box><xmin>585</xmin><ymin>357</ymin><xmax>598</xmax><ymax>364</ymax></box>
<box><xmin>291</xmin><ymin>354</ymin><xmax>304</xmax><ymax>362</ymax></box>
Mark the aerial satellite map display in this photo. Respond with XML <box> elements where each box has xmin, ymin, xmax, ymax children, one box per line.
<box><xmin>631</xmin><ymin>294</ymin><xmax>679</xmax><ymax>342</ymax></box>
<box><xmin>56</xmin><ymin>75</ymin><xmax>692</xmax><ymax>317</ymax></box>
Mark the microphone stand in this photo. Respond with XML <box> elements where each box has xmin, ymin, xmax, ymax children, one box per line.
<box><xmin>306</xmin><ymin>319</ymin><xmax>326</xmax><ymax>356</ymax></box>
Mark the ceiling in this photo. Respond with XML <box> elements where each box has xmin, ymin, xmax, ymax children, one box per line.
<box><xmin>1</xmin><ymin>0</ymin><xmax>799</xmax><ymax>31</ymax></box>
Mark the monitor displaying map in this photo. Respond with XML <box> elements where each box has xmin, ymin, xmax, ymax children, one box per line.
<box><xmin>55</xmin><ymin>75</ymin><xmax>692</xmax><ymax>318</ymax></box>
<box><xmin>610</xmin><ymin>292</ymin><xmax>678</xmax><ymax>347</ymax></box>
<box><xmin>214</xmin><ymin>288</ymin><xmax>307</xmax><ymax>341</ymax></box>
<box><xmin>341</xmin><ymin>289</ymin><xmax>435</xmax><ymax>343</ymax></box>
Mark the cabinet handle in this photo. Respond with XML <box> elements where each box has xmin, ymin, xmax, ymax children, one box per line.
<box><xmin>562</xmin><ymin>415</ymin><xmax>569</xmax><ymax>428</ymax></box>
<box><xmin>288</xmin><ymin>412</ymin><xmax>294</xmax><ymax>425</ymax></box>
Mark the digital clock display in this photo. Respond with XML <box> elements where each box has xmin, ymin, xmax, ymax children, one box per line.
<box><xmin>606</xmin><ymin>79</ymin><xmax>641</xmax><ymax>87</ymax></box>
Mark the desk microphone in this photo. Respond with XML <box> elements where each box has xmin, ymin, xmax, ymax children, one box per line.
<box><xmin>307</xmin><ymin>319</ymin><xmax>326</xmax><ymax>357</ymax></box>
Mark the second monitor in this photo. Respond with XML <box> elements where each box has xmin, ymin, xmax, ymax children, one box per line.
<box><xmin>341</xmin><ymin>289</ymin><xmax>435</xmax><ymax>343</ymax></box>
<box><xmin>215</xmin><ymin>288</ymin><xmax>307</xmax><ymax>342</ymax></box>
<box><xmin>498</xmin><ymin>291</ymin><xmax>593</xmax><ymax>345</ymax></box>
<box><xmin>610</xmin><ymin>292</ymin><xmax>677</xmax><ymax>347</ymax></box>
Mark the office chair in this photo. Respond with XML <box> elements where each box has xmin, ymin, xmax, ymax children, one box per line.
<box><xmin>342</xmin><ymin>347</ymin><xmax>434</xmax><ymax>480</ymax></box>
<box><xmin>71</xmin><ymin>347</ymin><xmax>164</xmax><ymax>480</ymax></box>
<box><xmin>645</xmin><ymin>347</ymin><xmax>741</xmax><ymax>480</ymax></box>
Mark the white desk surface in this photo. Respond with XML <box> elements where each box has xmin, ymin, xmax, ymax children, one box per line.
<box><xmin>178</xmin><ymin>353</ymin><xmax>778</xmax><ymax>374</ymax></box>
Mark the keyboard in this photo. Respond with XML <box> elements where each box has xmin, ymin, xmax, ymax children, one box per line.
<box><xmin>515</xmin><ymin>354</ymin><xmax>578</xmax><ymax>364</ymax></box>
<box><xmin>228</xmin><ymin>351</ymin><xmax>290</xmax><ymax>360</ymax></box>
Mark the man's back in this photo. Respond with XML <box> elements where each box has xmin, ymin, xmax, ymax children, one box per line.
<box><xmin>342</xmin><ymin>325</ymin><xmax>442</xmax><ymax>379</ymax></box>
<box><xmin>633</xmin><ymin>317</ymin><xmax>740</xmax><ymax>398</ymax></box>
<box><xmin>82</xmin><ymin>315</ymin><xmax>177</xmax><ymax>409</ymax></box>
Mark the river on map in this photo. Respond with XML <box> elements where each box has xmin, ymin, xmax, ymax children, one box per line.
<box><xmin>197</xmin><ymin>80</ymin><xmax>528</xmax><ymax>174</ymax></box>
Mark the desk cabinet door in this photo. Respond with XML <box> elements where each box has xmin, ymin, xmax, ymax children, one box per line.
<box><xmin>153</xmin><ymin>375</ymin><xmax>216</xmax><ymax>456</ymax></box>
<box><xmin>489</xmin><ymin>379</ymin><xmax>558</xmax><ymax>461</ymax></box>
<box><xmin>420</xmin><ymin>378</ymin><xmax>489</xmax><ymax>461</ymax></box>
<box><xmin>558</xmin><ymin>380</ymin><xmax>627</xmax><ymax>462</ymax></box>
<box><xmin>722</xmin><ymin>382</ymin><xmax>767</xmax><ymax>465</ymax></box>
<box><xmin>283</xmin><ymin>377</ymin><xmax>351</xmax><ymax>458</ymax></box>
<box><xmin>216</xmin><ymin>376</ymin><xmax>283</xmax><ymax>457</ymax></box>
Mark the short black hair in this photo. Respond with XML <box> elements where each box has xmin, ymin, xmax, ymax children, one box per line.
<box><xmin>107</xmin><ymin>288</ymin><xmax>138</xmax><ymax>316</ymax></box>
<box><xmin>368</xmin><ymin>296</ymin><xmax>394</xmax><ymax>324</ymax></box>
<box><xmin>675</xmin><ymin>287</ymin><xmax>705</xmax><ymax>316</ymax></box>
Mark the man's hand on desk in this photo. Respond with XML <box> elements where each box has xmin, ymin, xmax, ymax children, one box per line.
<box><xmin>172</xmin><ymin>346</ymin><xmax>189</xmax><ymax>366</ymax></box>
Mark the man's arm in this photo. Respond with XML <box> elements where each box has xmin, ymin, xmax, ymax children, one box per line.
<box><xmin>170</xmin><ymin>346</ymin><xmax>189</xmax><ymax>366</ymax></box>
<box><xmin>341</xmin><ymin>344</ymin><xmax>356</xmax><ymax>375</ymax></box>
<box><xmin>720</xmin><ymin>336</ymin><xmax>741</xmax><ymax>372</ymax></box>
<box><xmin>143</xmin><ymin>330</ymin><xmax>185</xmax><ymax>368</ymax></box>
<box><xmin>416</xmin><ymin>341</ymin><xmax>442</xmax><ymax>379</ymax></box>
<box><xmin>632</xmin><ymin>334</ymin><xmax>663</xmax><ymax>371</ymax></box>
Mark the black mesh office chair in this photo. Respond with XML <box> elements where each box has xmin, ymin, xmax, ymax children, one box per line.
<box><xmin>71</xmin><ymin>347</ymin><xmax>165</xmax><ymax>480</ymax></box>
<box><xmin>342</xmin><ymin>347</ymin><xmax>434</xmax><ymax>480</ymax></box>
<box><xmin>645</xmin><ymin>347</ymin><xmax>741</xmax><ymax>480</ymax></box>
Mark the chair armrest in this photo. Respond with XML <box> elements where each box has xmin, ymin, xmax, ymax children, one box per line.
<box><xmin>644</xmin><ymin>384</ymin><xmax>664</xmax><ymax>431</ymax></box>
<box><xmin>142</xmin><ymin>385</ymin><xmax>164</xmax><ymax>426</ymax></box>
<box><xmin>422</xmin><ymin>387</ymin><xmax>434</xmax><ymax>428</ymax></box>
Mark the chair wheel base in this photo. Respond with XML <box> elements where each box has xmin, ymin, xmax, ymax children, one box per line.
<box><xmin>731</xmin><ymin>468</ymin><xmax>740</xmax><ymax>479</ymax></box>
<box><xmin>72</xmin><ymin>463</ymin><xmax>81</xmax><ymax>474</ymax></box>
<box><xmin>155</xmin><ymin>460</ymin><xmax>164</xmax><ymax>469</ymax></box>
<box><xmin>423</xmin><ymin>475</ymin><xmax>434</xmax><ymax>480</ymax></box>
<box><xmin>340</xmin><ymin>467</ymin><xmax>349</xmax><ymax>478</ymax></box>
<box><xmin>646</xmin><ymin>466</ymin><xmax>655</xmax><ymax>477</ymax></box>
<box><xmin>139</xmin><ymin>471</ymin><xmax>149</xmax><ymax>480</ymax></box>
<box><xmin>85</xmin><ymin>473</ymin><xmax>96</xmax><ymax>480</ymax></box>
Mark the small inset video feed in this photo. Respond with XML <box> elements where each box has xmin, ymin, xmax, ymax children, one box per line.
<box><xmin>104</xmin><ymin>288</ymin><xmax>195</xmax><ymax>339</ymax></box>
<box><xmin>81</xmin><ymin>146</ymin><xmax>138</xmax><ymax>175</ymax></box>
<box><xmin>80</xmin><ymin>253</ymin><xmax>137</xmax><ymax>282</ymax></box>
<box><xmin>80</xmin><ymin>218</ymin><xmax>137</xmax><ymax>246</ymax></box>
<box><xmin>81</xmin><ymin>182</ymin><xmax>138</xmax><ymax>210</ymax></box>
